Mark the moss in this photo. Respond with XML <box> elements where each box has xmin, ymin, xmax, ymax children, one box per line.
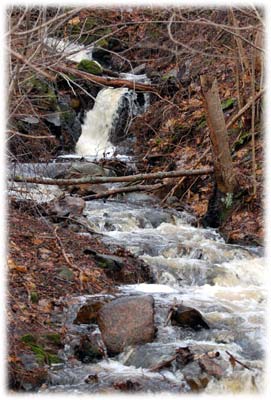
<box><xmin>43</xmin><ymin>333</ymin><xmax>61</xmax><ymax>346</ymax></box>
<box><xmin>30</xmin><ymin>291</ymin><xmax>39</xmax><ymax>304</ymax></box>
<box><xmin>25</xmin><ymin>77</ymin><xmax>57</xmax><ymax>110</ymax></box>
<box><xmin>77</xmin><ymin>59</ymin><xmax>103</xmax><ymax>75</ymax></box>
<box><xmin>21</xmin><ymin>334</ymin><xmax>36</xmax><ymax>345</ymax></box>
<box><xmin>222</xmin><ymin>98</ymin><xmax>236</xmax><ymax>111</ymax></box>
<box><xmin>96</xmin><ymin>38</ymin><xmax>108</xmax><ymax>48</ymax></box>
<box><xmin>29</xmin><ymin>344</ymin><xmax>47</xmax><ymax>364</ymax></box>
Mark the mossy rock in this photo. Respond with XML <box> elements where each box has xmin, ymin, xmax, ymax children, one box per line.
<box><xmin>77</xmin><ymin>59</ymin><xmax>103</xmax><ymax>75</ymax></box>
<box><xmin>58</xmin><ymin>266</ymin><xmax>74</xmax><ymax>281</ymax></box>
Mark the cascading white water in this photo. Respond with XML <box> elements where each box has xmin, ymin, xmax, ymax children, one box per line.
<box><xmin>75</xmin><ymin>87</ymin><xmax>129</xmax><ymax>158</ymax></box>
<box><xmin>45</xmin><ymin>37</ymin><xmax>150</xmax><ymax>160</ymax></box>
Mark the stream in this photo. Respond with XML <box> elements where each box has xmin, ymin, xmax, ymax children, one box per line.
<box><xmin>41</xmin><ymin>195</ymin><xmax>265</xmax><ymax>394</ymax></box>
<box><xmin>10</xmin><ymin>38</ymin><xmax>266</xmax><ymax>394</ymax></box>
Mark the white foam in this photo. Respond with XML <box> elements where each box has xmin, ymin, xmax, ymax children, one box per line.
<box><xmin>120</xmin><ymin>283</ymin><xmax>179</xmax><ymax>294</ymax></box>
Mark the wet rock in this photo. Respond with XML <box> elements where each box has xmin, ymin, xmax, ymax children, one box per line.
<box><xmin>84</xmin><ymin>249</ymin><xmax>124</xmax><ymax>272</ymax></box>
<box><xmin>58</xmin><ymin>162</ymin><xmax>116</xmax><ymax>179</ymax></box>
<box><xmin>198</xmin><ymin>355</ymin><xmax>224</xmax><ymax>377</ymax></box>
<box><xmin>113</xmin><ymin>379</ymin><xmax>141</xmax><ymax>392</ymax></box>
<box><xmin>97</xmin><ymin>295</ymin><xmax>155</xmax><ymax>354</ymax></box>
<box><xmin>47</xmin><ymin>195</ymin><xmax>85</xmax><ymax>217</ymax></box>
<box><xmin>73</xmin><ymin>301</ymin><xmax>104</xmax><ymax>325</ymax></box>
<box><xmin>74</xmin><ymin>334</ymin><xmax>104</xmax><ymax>363</ymax></box>
<box><xmin>121</xmin><ymin>343</ymin><xmax>176</xmax><ymax>369</ymax></box>
<box><xmin>171</xmin><ymin>305</ymin><xmax>210</xmax><ymax>331</ymax></box>
<box><xmin>84</xmin><ymin>374</ymin><xmax>99</xmax><ymax>384</ymax></box>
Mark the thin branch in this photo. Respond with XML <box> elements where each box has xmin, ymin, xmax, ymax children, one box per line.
<box><xmin>9</xmin><ymin>7</ymin><xmax>83</xmax><ymax>36</ymax></box>
<box><xmin>7</xmin><ymin>130</ymin><xmax>55</xmax><ymax>140</ymax></box>
<box><xmin>8</xmin><ymin>47</ymin><xmax>56</xmax><ymax>82</ymax></box>
<box><xmin>226</xmin><ymin>89</ymin><xmax>264</xmax><ymax>130</ymax></box>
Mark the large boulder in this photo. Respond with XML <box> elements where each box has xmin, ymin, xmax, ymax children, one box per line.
<box><xmin>97</xmin><ymin>295</ymin><xmax>155</xmax><ymax>354</ymax></box>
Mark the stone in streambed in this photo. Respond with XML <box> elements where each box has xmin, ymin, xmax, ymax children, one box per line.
<box><xmin>97</xmin><ymin>295</ymin><xmax>155</xmax><ymax>354</ymax></box>
<box><xmin>171</xmin><ymin>305</ymin><xmax>210</xmax><ymax>331</ymax></box>
<box><xmin>47</xmin><ymin>195</ymin><xmax>85</xmax><ymax>217</ymax></box>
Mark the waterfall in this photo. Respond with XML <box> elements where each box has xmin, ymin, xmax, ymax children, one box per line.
<box><xmin>75</xmin><ymin>87</ymin><xmax>130</xmax><ymax>158</ymax></box>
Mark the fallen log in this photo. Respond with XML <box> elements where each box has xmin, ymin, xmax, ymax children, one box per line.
<box><xmin>11</xmin><ymin>167</ymin><xmax>214</xmax><ymax>186</ymax></box>
<box><xmin>53</xmin><ymin>64</ymin><xmax>157</xmax><ymax>93</ymax></box>
<box><xmin>83</xmin><ymin>183</ymin><xmax>163</xmax><ymax>200</ymax></box>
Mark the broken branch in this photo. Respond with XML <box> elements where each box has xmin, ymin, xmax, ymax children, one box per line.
<box><xmin>52</xmin><ymin>64</ymin><xmax>157</xmax><ymax>93</ymax></box>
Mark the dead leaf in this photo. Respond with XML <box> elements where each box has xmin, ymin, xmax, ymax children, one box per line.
<box><xmin>68</xmin><ymin>16</ymin><xmax>80</xmax><ymax>25</ymax></box>
<box><xmin>38</xmin><ymin>299</ymin><xmax>52</xmax><ymax>313</ymax></box>
<box><xmin>8</xmin><ymin>258</ymin><xmax>27</xmax><ymax>273</ymax></box>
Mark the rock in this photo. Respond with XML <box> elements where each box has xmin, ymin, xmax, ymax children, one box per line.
<box><xmin>198</xmin><ymin>355</ymin><xmax>224</xmax><ymax>377</ymax></box>
<box><xmin>171</xmin><ymin>305</ymin><xmax>210</xmax><ymax>331</ymax></box>
<box><xmin>74</xmin><ymin>334</ymin><xmax>104</xmax><ymax>363</ymax></box>
<box><xmin>63</xmin><ymin>162</ymin><xmax>117</xmax><ymax>178</ymax></box>
<box><xmin>97</xmin><ymin>295</ymin><xmax>155</xmax><ymax>354</ymax></box>
<box><xmin>84</xmin><ymin>249</ymin><xmax>124</xmax><ymax>272</ymax></box>
<box><xmin>121</xmin><ymin>343</ymin><xmax>177</xmax><ymax>369</ymax></box>
<box><xmin>73</xmin><ymin>301</ymin><xmax>104</xmax><ymax>324</ymax></box>
<box><xmin>47</xmin><ymin>195</ymin><xmax>85</xmax><ymax>217</ymax></box>
<box><xmin>58</xmin><ymin>267</ymin><xmax>74</xmax><ymax>282</ymax></box>
<box><xmin>19</xmin><ymin>352</ymin><xmax>40</xmax><ymax>371</ymax></box>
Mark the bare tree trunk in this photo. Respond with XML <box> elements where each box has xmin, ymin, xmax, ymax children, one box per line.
<box><xmin>200</xmin><ymin>75</ymin><xmax>237</xmax><ymax>193</ymax></box>
<box><xmin>200</xmin><ymin>75</ymin><xmax>237</xmax><ymax>228</ymax></box>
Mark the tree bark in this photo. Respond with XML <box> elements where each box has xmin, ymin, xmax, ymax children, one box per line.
<box><xmin>11</xmin><ymin>167</ymin><xmax>213</xmax><ymax>186</ymax></box>
<box><xmin>200</xmin><ymin>75</ymin><xmax>236</xmax><ymax>193</ymax></box>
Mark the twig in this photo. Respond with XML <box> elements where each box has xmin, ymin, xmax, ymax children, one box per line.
<box><xmin>53</xmin><ymin>226</ymin><xmax>81</xmax><ymax>273</ymax></box>
<box><xmin>226</xmin><ymin>350</ymin><xmax>253</xmax><ymax>371</ymax></box>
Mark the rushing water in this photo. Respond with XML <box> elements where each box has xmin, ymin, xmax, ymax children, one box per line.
<box><xmin>41</xmin><ymin>197</ymin><xmax>265</xmax><ymax>394</ymax></box>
